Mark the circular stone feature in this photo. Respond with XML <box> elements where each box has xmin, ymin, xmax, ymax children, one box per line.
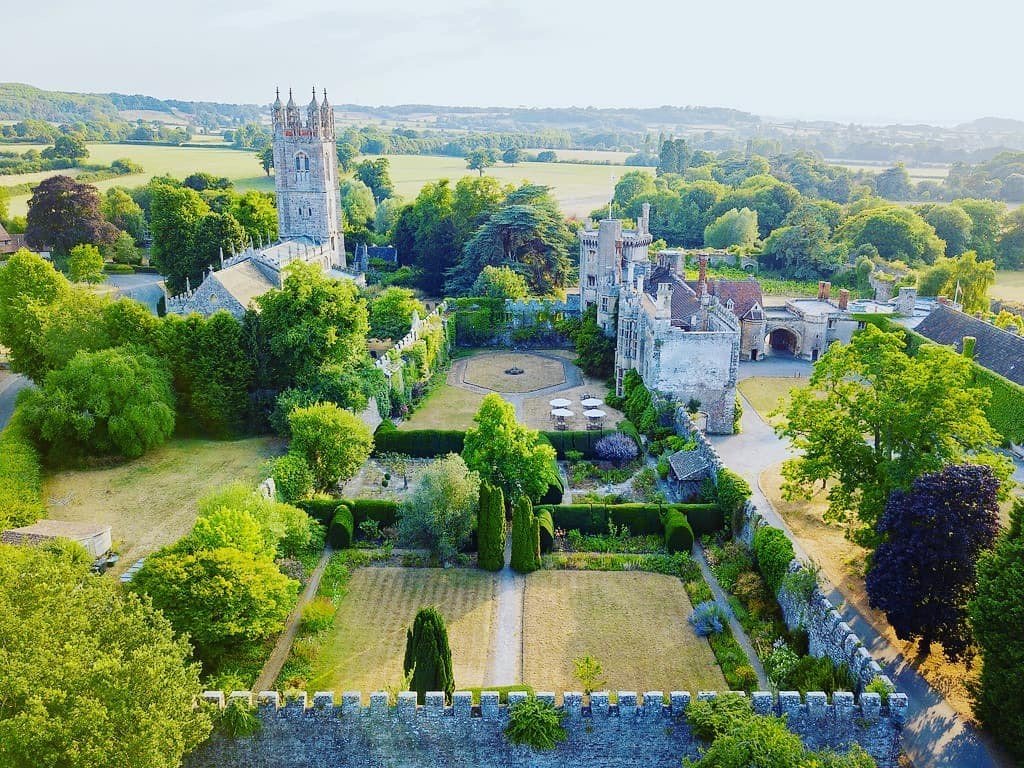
<box><xmin>463</xmin><ymin>352</ymin><xmax>566</xmax><ymax>393</ymax></box>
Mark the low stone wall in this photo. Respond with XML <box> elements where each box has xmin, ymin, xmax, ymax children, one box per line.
<box><xmin>737</xmin><ymin>501</ymin><xmax>894</xmax><ymax>693</ymax></box>
<box><xmin>187</xmin><ymin>688</ymin><xmax>906</xmax><ymax>768</ymax></box>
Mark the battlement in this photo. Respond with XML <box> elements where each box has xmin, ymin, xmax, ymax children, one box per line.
<box><xmin>374</xmin><ymin>301</ymin><xmax>448</xmax><ymax>373</ymax></box>
<box><xmin>187</xmin><ymin>688</ymin><xmax>905</xmax><ymax>768</ymax></box>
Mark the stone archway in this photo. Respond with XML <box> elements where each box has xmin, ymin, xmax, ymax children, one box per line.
<box><xmin>766</xmin><ymin>327</ymin><xmax>801</xmax><ymax>356</ymax></box>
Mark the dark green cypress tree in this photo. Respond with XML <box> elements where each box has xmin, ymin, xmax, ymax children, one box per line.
<box><xmin>477</xmin><ymin>482</ymin><xmax>506</xmax><ymax>571</ymax></box>
<box><xmin>403</xmin><ymin>607</ymin><xmax>454</xmax><ymax>703</ymax></box>
<box><xmin>510</xmin><ymin>496</ymin><xmax>539</xmax><ymax>574</ymax></box>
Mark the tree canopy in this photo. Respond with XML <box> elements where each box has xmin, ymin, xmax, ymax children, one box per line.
<box><xmin>26</xmin><ymin>175</ymin><xmax>117</xmax><ymax>259</ymax></box>
<box><xmin>0</xmin><ymin>543</ymin><xmax>210</xmax><ymax>768</ymax></box>
<box><xmin>398</xmin><ymin>453</ymin><xmax>481</xmax><ymax>563</ymax></box>
<box><xmin>287</xmin><ymin>402</ymin><xmax>373</xmax><ymax>490</ymax></box>
<box><xmin>369</xmin><ymin>287</ymin><xmax>426</xmax><ymax>341</ymax></box>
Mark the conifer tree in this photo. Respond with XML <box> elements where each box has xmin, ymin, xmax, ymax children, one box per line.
<box><xmin>511</xmin><ymin>496</ymin><xmax>540</xmax><ymax>574</ymax></box>
<box><xmin>403</xmin><ymin>607</ymin><xmax>454</xmax><ymax>703</ymax></box>
<box><xmin>477</xmin><ymin>482</ymin><xmax>506</xmax><ymax>571</ymax></box>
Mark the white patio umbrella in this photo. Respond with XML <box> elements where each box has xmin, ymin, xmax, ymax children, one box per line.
<box><xmin>583</xmin><ymin>409</ymin><xmax>607</xmax><ymax>419</ymax></box>
<box><xmin>580</xmin><ymin>398</ymin><xmax>604</xmax><ymax>408</ymax></box>
<box><xmin>549</xmin><ymin>398</ymin><xmax>572</xmax><ymax>408</ymax></box>
<box><xmin>551</xmin><ymin>408</ymin><xmax>575</xmax><ymax>418</ymax></box>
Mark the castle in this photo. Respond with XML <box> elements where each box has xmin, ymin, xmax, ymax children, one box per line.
<box><xmin>166</xmin><ymin>87</ymin><xmax>362</xmax><ymax>318</ymax></box>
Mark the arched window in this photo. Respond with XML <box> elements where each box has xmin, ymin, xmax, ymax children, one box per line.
<box><xmin>294</xmin><ymin>152</ymin><xmax>309</xmax><ymax>171</ymax></box>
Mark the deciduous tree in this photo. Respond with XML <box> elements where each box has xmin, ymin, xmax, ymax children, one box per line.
<box><xmin>477</xmin><ymin>481</ymin><xmax>506</xmax><ymax>571</ymax></box>
<box><xmin>287</xmin><ymin>402</ymin><xmax>373</xmax><ymax>490</ymax></box>
<box><xmin>471</xmin><ymin>264</ymin><xmax>529</xmax><ymax>299</ymax></box>
<box><xmin>866</xmin><ymin>464</ymin><xmax>1000</xmax><ymax>658</ymax></box>
<box><xmin>369</xmin><ymin>286</ymin><xmax>426</xmax><ymax>341</ymax></box>
<box><xmin>398</xmin><ymin>453</ymin><xmax>481</xmax><ymax>563</ymax></box>
<box><xmin>25</xmin><ymin>175</ymin><xmax>117</xmax><ymax>259</ymax></box>
<box><xmin>67</xmin><ymin>243</ymin><xmax>105</xmax><ymax>283</ymax></box>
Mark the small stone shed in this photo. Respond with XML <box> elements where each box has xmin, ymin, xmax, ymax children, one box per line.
<box><xmin>2</xmin><ymin>520</ymin><xmax>113</xmax><ymax>559</ymax></box>
<box><xmin>667</xmin><ymin>450</ymin><xmax>710</xmax><ymax>499</ymax></box>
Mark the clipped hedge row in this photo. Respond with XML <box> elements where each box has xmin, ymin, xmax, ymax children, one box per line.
<box><xmin>0</xmin><ymin>405</ymin><xmax>45</xmax><ymax>530</ymax></box>
<box><xmin>327</xmin><ymin>504</ymin><xmax>354</xmax><ymax>548</ymax></box>
<box><xmin>297</xmin><ymin>498</ymin><xmax>400</xmax><ymax>532</ymax></box>
<box><xmin>540</xmin><ymin>502</ymin><xmax>718</xmax><ymax>538</ymax></box>
<box><xmin>663</xmin><ymin>510</ymin><xmax>695</xmax><ymax>554</ymax></box>
<box><xmin>373</xmin><ymin>426</ymin><xmax>465</xmax><ymax>457</ymax></box>
<box><xmin>295</xmin><ymin>498</ymin><xmax>344</xmax><ymax>525</ymax></box>
<box><xmin>753</xmin><ymin>525</ymin><xmax>796</xmax><ymax>594</ymax></box>
<box><xmin>716</xmin><ymin>467</ymin><xmax>752</xmax><ymax>534</ymax></box>
<box><xmin>540</xmin><ymin>429</ymin><xmax>617</xmax><ymax>458</ymax></box>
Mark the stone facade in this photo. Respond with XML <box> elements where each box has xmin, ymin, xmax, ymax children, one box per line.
<box><xmin>166</xmin><ymin>87</ymin><xmax>361</xmax><ymax>318</ymax></box>
<box><xmin>186</xmin><ymin>688</ymin><xmax>906</xmax><ymax>768</ymax></box>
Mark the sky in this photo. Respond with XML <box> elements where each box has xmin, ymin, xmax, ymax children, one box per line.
<box><xmin>5</xmin><ymin>0</ymin><xmax>1023</xmax><ymax>125</ymax></box>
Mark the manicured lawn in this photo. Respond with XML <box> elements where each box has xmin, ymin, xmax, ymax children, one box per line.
<box><xmin>398</xmin><ymin>382</ymin><xmax>485</xmax><ymax>431</ymax></box>
<box><xmin>42</xmin><ymin>436</ymin><xmax>281</xmax><ymax>574</ymax></box>
<box><xmin>462</xmin><ymin>352</ymin><xmax>566</xmax><ymax>393</ymax></box>
<box><xmin>759</xmin><ymin>462</ymin><xmax>979</xmax><ymax>722</ymax></box>
<box><xmin>298</xmin><ymin>566</ymin><xmax>498</xmax><ymax>693</ymax></box>
<box><xmin>737</xmin><ymin>377</ymin><xmax>808</xmax><ymax>428</ymax></box>
<box><xmin>522</xmin><ymin>570</ymin><xmax>726</xmax><ymax>694</ymax></box>
<box><xmin>992</xmin><ymin>270</ymin><xmax>1024</xmax><ymax>303</ymax></box>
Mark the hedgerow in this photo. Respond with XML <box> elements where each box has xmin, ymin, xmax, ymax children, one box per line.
<box><xmin>0</xmin><ymin>404</ymin><xmax>45</xmax><ymax>529</ymax></box>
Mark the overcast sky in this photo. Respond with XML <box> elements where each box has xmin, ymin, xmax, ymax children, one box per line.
<box><xmin>5</xmin><ymin>0</ymin><xmax>1021</xmax><ymax>124</ymax></box>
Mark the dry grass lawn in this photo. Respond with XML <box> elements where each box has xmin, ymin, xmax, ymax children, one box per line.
<box><xmin>523</xmin><ymin>570</ymin><xmax>726</xmax><ymax>694</ymax></box>
<box><xmin>760</xmin><ymin>463</ymin><xmax>979</xmax><ymax>721</ymax></box>
<box><xmin>737</xmin><ymin>377</ymin><xmax>808</xmax><ymax>428</ymax></box>
<box><xmin>463</xmin><ymin>352</ymin><xmax>566</xmax><ymax>393</ymax></box>
<box><xmin>43</xmin><ymin>437</ymin><xmax>281</xmax><ymax>574</ymax></box>
<box><xmin>398</xmin><ymin>382</ymin><xmax>485</xmax><ymax>431</ymax></box>
<box><xmin>303</xmin><ymin>567</ymin><xmax>498</xmax><ymax>693</ymax></box>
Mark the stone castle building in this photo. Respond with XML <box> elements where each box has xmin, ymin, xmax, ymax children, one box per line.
<box><xmin>166</xmin><ymin>87</ymin><xmax>361</xmax><ymax>318</ymax></box>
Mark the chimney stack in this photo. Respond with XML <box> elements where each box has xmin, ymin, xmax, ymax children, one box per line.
<box><xmin>938</xmin><ymin>295</ymin><xmax>949</xmax><ymax>306</ymax></box>
<box><xmin>817</xmin><ymin>281</ymin><xmax>831</xmax><ymax>300</ymax></box>
<box><xmin>838</xmin><ymin>289</ymin><xmax>849</xmax><ymax>310</ymax></box>
<box><xmin>697</xmin><ymin>254</ymin><xmax>709</xmax><ymax>297</ymax></box>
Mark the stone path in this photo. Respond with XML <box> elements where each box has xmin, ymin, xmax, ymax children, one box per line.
<box><xmin>253</xmin><ymin>546</ymin><xmax>334</xmax><ymax>693</ymax></box>
<box><xmin>486</xmin><ymin>534</ymin><xmax>525</xmax><ymax>686</ymax></box>
<box><xmin>710</xmin><ymin>361</ymin><xmax>1012</xmax><ymax>768</ymax></box>
<box><xmin>0</xmin><ymin>372</ymin><xmax>30</xmax><ymax>431</ymax></box>
<box><xmin>693</xmin><ymin>543</ymin><xmax>770</xmax><ymax>690</ymax></box>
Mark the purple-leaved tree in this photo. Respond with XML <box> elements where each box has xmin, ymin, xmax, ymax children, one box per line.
<box><xmin>866</xmin><ymin>463</ymin><xmax>1000</xmax><ymax>660</ymax></box>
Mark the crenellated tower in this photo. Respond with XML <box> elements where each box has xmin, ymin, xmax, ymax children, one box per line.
<box><xmin>272</xmin><ymin>86</ymin><xmax>344</xmax><ymax>261</ymax></box>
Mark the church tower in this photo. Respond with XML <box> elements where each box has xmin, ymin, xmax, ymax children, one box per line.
<box><xmin>272</xmin><ymin>87</ymin><xmax>344</xmax><ymax>262</ymax></box>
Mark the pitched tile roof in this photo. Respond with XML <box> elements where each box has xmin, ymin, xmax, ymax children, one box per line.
<box><xmin>668</xmin><ymin>450</ymin><xmax>709</xmax><ymax>482</ymax></box>
<box><xmin>645</xmin><ymin>266</ymin><xmax>703</xmax><ymax>325</ymax></box>
<box><xmin>915</xmin><ymin>304</ymin><xmax>1024</xmax><ymax>385</ymax></box>
<box><xmin>706</xmin><ymin>278</ymin><xmax>764</xmax><ymax>321</ymax></box>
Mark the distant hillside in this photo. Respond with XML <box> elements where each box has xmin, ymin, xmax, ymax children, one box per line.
<box><xmin>0</xmin><ymin>83</ymin><xmax>261</xmax><ymax>127</ymax></box>
<box><xmin>956</xmin><ymin>117</ymin><xmax>1024</xmax><ymax>134</ymax></box>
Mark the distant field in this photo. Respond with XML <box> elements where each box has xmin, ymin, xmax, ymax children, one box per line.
<box><xmin>3</xmin><ymin>145</ymin><xmax>622</xmax><ymax>218</ymax></box>
<box><xmin>522</xmin><ymin>148</ymin><xmax>640</xmax><ymax>164</ymax></box>
<box><xmin>831</xmin><ymin>160</ymin><xmax>950</xmax><ymax>181</ymax></box>
<box><xmin>992</xmin><ymin>270</ymin><xmax>1024</xmax><ymax>302</ymax></box>
<box><xmin>42</xmin><ymin>436</ymin><xmax>281</xmax><ymax>573</ymax></box>
<box><xmin>4</xmin><ymin>141</ymin><xmax>273</xmax><ymax>216</ymax></box>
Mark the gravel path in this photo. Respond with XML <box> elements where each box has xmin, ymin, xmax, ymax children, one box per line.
<box><xmin>486</xmin><ymin>534</ymin><xmax>525</xmax><ymax>686</ymax></box>
<box><xmin>0</xmin><ymin>372</ymin><xmax>30</xmax><ymax>430</ymax></box>
<box><xmin>710</xmin><ymin>360</ymin><xmax>1012</xmax><ymax>768</ymax></box>
<box><xmin>449</xmin><ymin>351</ymin><xmax>583</xmax><ymax>420</ymax></box>
<box><xmin>252</xmin><ymin>546</ymin><xmax>334</xmax><ymax>693</ymax></box>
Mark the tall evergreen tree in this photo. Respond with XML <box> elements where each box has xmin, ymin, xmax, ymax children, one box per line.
<box><xmin>477</xmin><ymin>482</ymin><xmax>506</xmax><ymax>571</ymax></box>
<box><xmin>510</xmin><ymin>496</ymin><xmax>540</xmax><ymax>574</ymax></box>
<box><xmin>403</xmin><ymin>607</ymin><xmax>454</xmax><ymax>703</ymax></box>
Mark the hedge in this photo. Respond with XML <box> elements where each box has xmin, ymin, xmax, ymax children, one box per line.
<box><xmin>541</xmin><ymin>430</ymin><xmax>617</xmax><ymax>458</ymax></box>
<box><xmin>752</xmin><ymin>525</ymin><xmax>796</xmax><ymax>594</ymax></box>
<box><xmin>539</xmin><ymin>502</ymin><xmax>717</xmax><ymax>537</ymax></box>
<box><xmin>373</xmin><ymin>426</ymin><xmax>465</xmax><ymax>457</ymax></box>
<box><xmin>663</xmin><ymin>510</ymin><xmax>695</xmax><ymax>554</ymax></box>
<box><xmin>686</xmin><ymin>504</ymin><xmax>725</xmax><ymax>536</ymax></box>
<box><xmin>327</xmin><ymin>504</ymin><xmax>354</xmax><ymax>548</ymax></box>
<box><xmin>295</xmin><ymin>498</ymin><xmax>344</xmax><ymax>525</ymax></box>
<box><xmin>536</xmin><ymin>509</ymin><xmax>554</xmax><ymax>553</ymax></box>
<box><xmin>344</xmin><ymin>499</ymin><xmax>399</xmax><ymax>528</ymax></box>
<box><xmin>716</xmin><ymin>468</ymin><xmax>752</xmax><ymax>534</ymax></box>
<box><xmin>0</xmin><ymin>405</ymin><xmax>45</xmax><ymax>530</ymax></box>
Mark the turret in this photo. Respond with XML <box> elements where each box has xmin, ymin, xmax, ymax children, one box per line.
<box><xmin>272</xmin><ymin>87</ymin><xmax>283</xmax><ymax>129</ymax></box>
<box><xmin>320</xmin><ymin>89</ymin><xmax>334</xmax><ymax>139</ymax></box>
<box><xmin>307</xmin><ymin>87</ymin><xmax>320</xmax><ymax>135</ymax></box>
<box><xmin>285</xmin><ymin>88</ymin><xmax>300</xmax><ymax>130</ymax></box>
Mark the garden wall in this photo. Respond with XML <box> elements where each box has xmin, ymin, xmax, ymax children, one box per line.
<box><xmin>737</xmin><ymin>501</ymin><xmax>895</xmax><ymax>693</ymax></box>
<box><xmin>187</xmin><ymin>688</ymin><xmax>906</xmax><ymax>768</ymax></box>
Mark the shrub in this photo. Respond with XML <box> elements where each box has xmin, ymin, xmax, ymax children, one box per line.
<box><xmin>397</xmin><ymin>454</ymin><xmax>481</xmax><ymax>563</ymax></box>
<box><xmin>764</xmin><ymin>641</ymin><xmax>801</xmax><ymax>688</ymax></box>
<box><xmin>865</xmin><ymin>675</ymin><xmax>895</xmax><ymax>704</ymax></box>
<box><xmin>214</xmin><ymin>698</ymin><xmax>262</xmax><ymax>738</ymax></box>
<box><xmin>301</xmin><ymin>597</ymin><xmax>336</xmax><ymax>633</ymax></box>
<box><xmin>511</xmin><ymin>496</ymin><xmax>540</xmax><ymax>573</ymax></box>
<box><xmin>327</xmin><ymin>504</ymin><xmax>354</xmax><ymax>548</ymax></box>
<box><xmin>0</xmin><ymin>404</ymin><xmax>45</xmax><ymax>529</ymax></box>
<box><xmin>752</xmin><ymin>525</ymin><xmax>796</xmax><ymax>594</ymax></box>
<box><xmin>295</xmin><ymin>497</ymin><xmax>345</xmax><ymax>525</ymax></box>
<box><xmin>346</xmin><ymin>499</ymin><xmax>399</xmax><ymax>528</ymax></box>
<box><xmin>663</xmin><ymin>510</ymin><xmax>694</xmax><ymax>554</ymax></box>
<box><xmin>593</xmin><ymin>432</ymin><xmax>639</xmax><ymax>463</ymax></box>
<box><xmin>685</xmin><ymin>692</ymin><xmax>753</xmax><ymax>740</ymax></box>
<box><xmin>403</xmin><ymin>607</ymin><xmax>454</xmax><ymax>703</ymax></box>
<box><xmin>477</xmin><ymin>482</ymin><xmax>506</xmax><ymax>572</ymax></box>
<box><xmin>504</xmin><ymin>696</ymin><xmax>567</xmax><ymax>751</ymax></box>
<box><xmin>541</xmin><ymin>429</ymin><xmax>617</xmax><ymax>458</ymax></box>
<box><xmin>270</xmin><ymin>453</ymin><xmax>315</xmax><ymax>503</ymax></box>
<box><xmin>716</xmin><ymin>467</ymin><xmax>752</xmax><ymax>533</ymax></box>
<box><xmin>732</xmin><ymin>665</ymin><xmax>759</xmax><ymax>691</ymax></box>
<box><xmin>689</xmin><ymin>600</ymin><xmax>726</xmax><ymax>637</ymax></box>
<box><xmin>536</xmin><ymin>509</ymin><xmax>554</xmax><ymax>554</ymax></box>
<box><xmin>779</xmin><ymin>656</ymin><xmax>854</xmax><ymax>696</ymax></box>
<box><xmin>372</xmin><ymin>427</ymin><xmax>466</xmax><ymax>457</ymax></box>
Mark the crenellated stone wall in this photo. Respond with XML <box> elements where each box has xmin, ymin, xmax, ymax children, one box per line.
<box><xmin>186</xmin><ymin>688</ymin><xmax>906</xmax><ymax>768</ymax></box>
